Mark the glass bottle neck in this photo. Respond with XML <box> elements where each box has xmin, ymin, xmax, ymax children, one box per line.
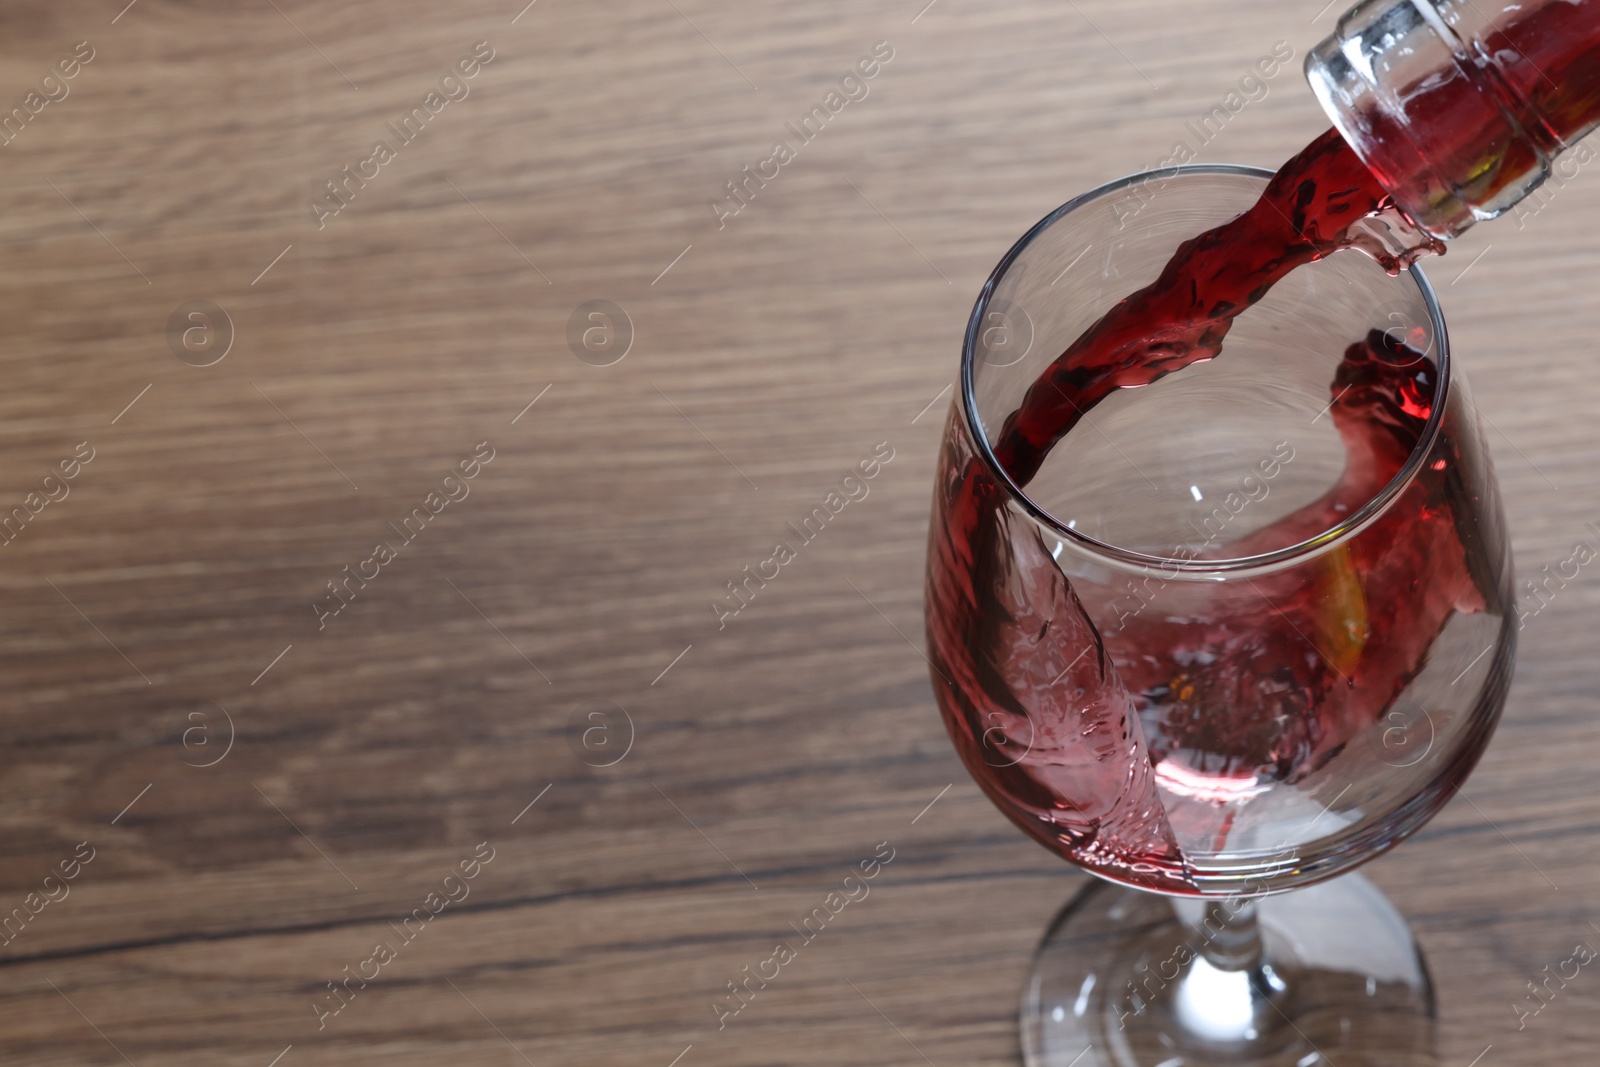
<box><xmin>1307</xmin><ymin>0</ymin><xmax>1600</xmax><ymax>240</ymax></box>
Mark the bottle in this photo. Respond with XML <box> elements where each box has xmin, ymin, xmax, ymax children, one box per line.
<box><xmin>1306</xmin><ymin>0</ymin><xmax>1600</xmax><ymax>240</ymax></box>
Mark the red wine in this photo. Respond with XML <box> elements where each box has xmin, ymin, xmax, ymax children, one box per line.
<box><xmin>991</xmin><ymin>128</ymin><xmax>1400</xmax><ymax>489</ymax></box>
<box><xmin>927</xmin><ymin>126</ymin><xmax>1516</xmax><ymax>890</ymax></box>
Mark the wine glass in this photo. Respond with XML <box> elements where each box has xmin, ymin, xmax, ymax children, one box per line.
<box><xmin>924</xmin><ymin>165</ymin><xmax>1514</xmax><ymax>1067</ymax></box>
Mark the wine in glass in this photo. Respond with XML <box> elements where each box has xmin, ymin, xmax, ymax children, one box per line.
<box><xmin>924</xmin><ymin>165</ymin><xmax>1514</xmax><ymax>1067</ymax></box>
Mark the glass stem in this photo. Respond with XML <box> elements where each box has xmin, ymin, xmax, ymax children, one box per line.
<box><xmin>1196</xmin><ymin>897</ymin><xmax>1264</xmax><ymax>971</ymax></box>
<box><xmin>1160</xmin><ymin>896</ymin><xmax>1291</xmax><ymax>1048</ymax></box>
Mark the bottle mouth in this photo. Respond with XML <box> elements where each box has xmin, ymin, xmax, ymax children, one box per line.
<box><xmin>1302</xmin><ymin>0</ymin><xmax>1557</xmax><ymax>240</ymax></box>
<box><xmin>1303</xmin><ymin>28</ymin><xmax>1470</xmax><ymax>242</ymax></box>
<box><xmin>960</xmin><ymin>163</ymin><xmax>1452</xmax><ymax>581</ymax></box>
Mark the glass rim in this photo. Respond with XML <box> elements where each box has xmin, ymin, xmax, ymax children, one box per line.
<box><xmin>960</xmin><ymin>162</ymin><xmax>1452</xmax><ymax>579</ymax></box>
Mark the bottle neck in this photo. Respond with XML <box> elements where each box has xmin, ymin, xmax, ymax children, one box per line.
<box><xmin>1307</xmin><ymin>0</ymin><xmax>1600</xmax><ymax>240</ymax></box>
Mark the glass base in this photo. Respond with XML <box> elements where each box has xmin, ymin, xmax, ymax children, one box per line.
<box><xmin>1021</xmin><ymin>874</ymin><xmax>1436</xmax><ymax>1067</ymax></box>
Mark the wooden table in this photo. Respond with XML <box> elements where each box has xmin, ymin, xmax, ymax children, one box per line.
<box><xmin>0</xmin><ymin>0</ymin><xmax>1594</xmax><ymax>1063</ymax></box>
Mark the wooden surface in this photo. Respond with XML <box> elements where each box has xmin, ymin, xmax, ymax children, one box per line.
<box><xmin>0</xmin><ymin>1</ymin><xmax>1595</xmax><ymax>1064</ymax></box>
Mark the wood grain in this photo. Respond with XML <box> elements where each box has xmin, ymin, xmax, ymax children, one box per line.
<box><xmin>0</xmin><ymin>0</ymin><xmax>1594</xmax><ymax>1063</ymax></box>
